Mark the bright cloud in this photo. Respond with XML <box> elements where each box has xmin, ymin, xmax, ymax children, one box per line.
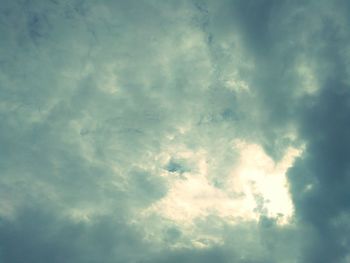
<box><xmin>143</xmin><ymin>140</ymin><xmax>302</xmax><ymax>231</ymax></box>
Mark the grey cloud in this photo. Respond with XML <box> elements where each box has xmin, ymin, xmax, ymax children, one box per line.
<box><xmin>0</xmin><ymin>205</ymin><xmax>150</xmax><ymax>263</ymax></box>
<box><xmin>289</xmin><ymin>86</ymin><xmax>350</xmax><ymax>262</ymax></box>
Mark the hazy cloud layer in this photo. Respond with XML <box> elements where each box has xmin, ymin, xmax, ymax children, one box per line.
<box><xmin>1</xmin><ymin>0</ymin><xmax>350</xmax><ymax>262</ymax></box>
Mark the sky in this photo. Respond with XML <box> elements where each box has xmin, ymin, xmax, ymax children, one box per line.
<box><xmin>1</xmin><ymin>0</ymin><xmax>350</xmax><ymax>262</ymax></box>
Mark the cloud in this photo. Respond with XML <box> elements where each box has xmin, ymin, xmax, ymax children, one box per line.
<box><xmin>1</xmin><ymin>0</ymin><xmax>350</xmax><ymax>262</ymax></box>
<box><xmin>143</xmin><ymin>141</ymin><xmax>300</xmax><ymax>230</ymax></box>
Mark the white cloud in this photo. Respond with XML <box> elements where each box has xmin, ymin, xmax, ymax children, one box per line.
<box><xmin>140</xmin><ymin>139</ymin><xmax>302</xmax><ymax>246</ymax></box>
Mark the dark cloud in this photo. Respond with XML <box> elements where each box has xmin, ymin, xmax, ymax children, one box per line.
<box><xmin>289</xmin><ymin>82</ymin><xmax>350</xmax><ymax>263</ymax></box>
<box><xmin>284</xmin><ymin>4</ymin><xmax>350</xmax><ymax>261</ymax></box>
<box><xmin>0</xmin><ymin>205</ymin><xmax>149</xmax><ymax>263</ymax></box>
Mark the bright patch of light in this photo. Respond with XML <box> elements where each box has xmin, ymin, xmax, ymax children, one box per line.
<box><xmin>229</xmin><ymin>140</ymin><xmax>302</xmax><ymax>224</ymax></box>
<box><xmin>143</xmin><ymin>140</ymin><xmax>302</xmax><ymax>227</ymax></box>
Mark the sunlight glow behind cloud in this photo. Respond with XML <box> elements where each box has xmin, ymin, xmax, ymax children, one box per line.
<box><xmin>143</xmin><ymin>140</ymin><xmax>302</xmax><ymax>231</ymax></box>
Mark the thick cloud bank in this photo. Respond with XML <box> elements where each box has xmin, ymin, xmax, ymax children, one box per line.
<box><xmin>1</xmin><ymin>0</ymin><xmax>350</xmax><ymax>262</ymax></box>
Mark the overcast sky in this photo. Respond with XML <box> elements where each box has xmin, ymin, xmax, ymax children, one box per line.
<box><xmin>1</xmin><ymin>0</ymin><xmax>350</xmax><ymax>262</ymax></box>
